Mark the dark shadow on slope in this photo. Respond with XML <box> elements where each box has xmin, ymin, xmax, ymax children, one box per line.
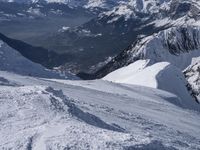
<box><xmin>26</xmin><ymin>136</ymin><xmax>34</xmax><ymax>150</ymax></box>
<box><xmin>0</xmin><ymin>77</ymin><xmax>19</xmax><ymax>86</ymax></box>
<box><xmin>46</xmin><ymin>87</ymin><xmax>125</xmax><ymax>132</ymax></box>
<box><xmin>124</xmin><ymin>140</ymin><xmax>178</xmax><ymax>150</ymax></box>
<box><xmin>0</xmin><ymin>33</ymin><xmax>73</xmax><ymax>69</ymax></box>
<box><xmin>155</xmin><ymin>64</ymin><xmax>200</xmax><ymax>111</ymax></box>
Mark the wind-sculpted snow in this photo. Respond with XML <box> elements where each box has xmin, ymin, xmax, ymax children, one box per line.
<box><xmin>0</xmin><ymin>85</ymin><xmax>133</xmax><ymax>149</ymax></box>
<box><xmin>0</xmin><ymin>71</ymin><xmax>200</xmax><ymax>149</ymax></box>
<box><xmin>46</xmin><ymin>86</ymin><xmax>125</xmax><ymax>132</ymax></box>
<box><xmin>104</xmin><ymin>60</ymin><xmax>200</xmax><ymax>111</ymax></box>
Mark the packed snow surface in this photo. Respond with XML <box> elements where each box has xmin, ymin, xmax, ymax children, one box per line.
<box><xmin>0</xmin><ymin>71</ymin><xmax>200</xmax><ymax>149</ymax></box>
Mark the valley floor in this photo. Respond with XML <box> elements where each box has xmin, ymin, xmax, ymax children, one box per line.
<box><xmin>0</xmin><ymin>71</ymin><xmax>200</xmax><ymax>150</ymax></box>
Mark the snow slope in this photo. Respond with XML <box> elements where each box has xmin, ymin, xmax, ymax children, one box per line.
<box><xmin>0</xmin><ymin>40</ymin><xmax>74</xmax><ymax>79</ymax></box>
<box><xmin>102</xmin><ymin>26</ymin><xmax>200</xmax><ymax>109</ymax></box>
<box><xmin>104</xmin><ymin>60</ymin><xmax>199</xmax><ymax>111</ymax></box>
<box><xmin>102</xmin><ymin>26</ymin><xmax>200</xmax><ymax>104</ymax></box>
<box><xmin>0</xmin><ymin>71</ymin><xmax>200</xmax><ymax>149</ymax></box>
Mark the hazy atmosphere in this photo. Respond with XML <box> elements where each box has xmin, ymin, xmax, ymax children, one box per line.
<box><xmin>0</xmin><ymin>0</ymin><xmax>200</xmax><ymax>149</ymax></box>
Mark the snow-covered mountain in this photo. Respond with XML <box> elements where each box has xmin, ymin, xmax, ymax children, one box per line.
<box><xmin>101</xmin><ymin>26</ymin><xmax>200</xmax><ymax>103</ymax></box>
<box><xmin>0</xmin><ymin>0</ymin><xmax>120</xmax><ymax>9</ymax></box>
<box><xmin>3</xmin><ymin>0</ymin><xmax>200</xmax><ymax>73</ymax></box>
<box><xmin>118</xmin><ymin>26</ymin><xmax>200</xmax><ymax>70</ymax></box>
<box><xmin>1</xmin><ymin>0</ymin><xmax>200</xmax><ymax>148</ymax></box>
<box><xmin>44</xmin><ymin>0</ymin><xmax>199</xmax><ymax>73</ymax></box>
<box><xmin>104</xmin><ymin>60</ymin><xmax>200</xmax><ymax>107</ymax></box>
<box><xmin>0</xmin><ymin>71</ymin><xmax>200</xmax><ymax>149</ymax></box>
<box><xmin>80</xmin><ymin>26</ymin><xmax>198</xmax><ymax>79</ymax></box>
<box><xmin>100</xmin><ymin>0</ymin><xmax>200</xmax><ymax>23</ymax></box>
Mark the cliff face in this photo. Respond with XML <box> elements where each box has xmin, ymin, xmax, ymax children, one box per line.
<box><xmin>184</xmin><ymin>59</ymin><xmax>200</xmax><ymax>103</ymax></box>
<box><xmin>102</xmin><ymin>26</ymin><xmax>200</xmax><ymax>104</ymax></box>
<box><xmin>163</xmin><ymin>27</ymin><xmax>200</xmax><ymax>55</ymax></box>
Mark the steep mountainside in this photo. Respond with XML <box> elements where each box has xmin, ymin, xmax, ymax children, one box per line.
<box><xmin>85</xmin><ymin>26</ymin><xmax>200</xmax><ymax>79</ymax></box>
<box><xmin>0</xmin><ymin>1</ymin><xmax>94</xmax><ymax>73</ymax></box>
<box><xmin>0</xmin><ymin>33</ymin><xmax>74</xmax><ymax>68</ymax></box>
<box><xmin>101</xmin><ymin>25</ymin><xmax>200</xmax><ymax>104</ymax></box>
<box><xmin>0</xmin><ymin>40</ymin><xmax>75</xmax><ymax>78</ymax></box>
<box><xmin>65</xmin><ymin>0</ymin><xmax>200</xmax><ymax>73</ymax></box>
<box><xmin>184</xmin><ymin>58</ymin><xmax>200</xmax><ymax>103</ymax></box>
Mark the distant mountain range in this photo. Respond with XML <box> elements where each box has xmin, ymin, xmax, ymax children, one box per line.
<box><xmin>0</xmin><ymin>1</ymin><xmax>200</xmax><ymax>148</ymax></box>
